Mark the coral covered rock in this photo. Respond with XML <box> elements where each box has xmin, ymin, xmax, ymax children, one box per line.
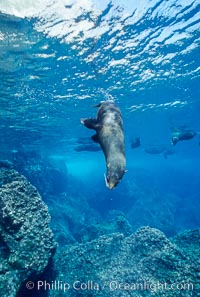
<box><xmin>0</xmin><ymin>167</ymin><xmax>56</xmax><ymax>297</ymax></box>
<box><xmin>46</xmin><ymin>226</ymin><xmax>199</xmax><ymax>297</ymax></box>
<box><xmin>79</xmin><ymin>214</ymin><xmax>132</xmax><ymax>242</ymax></box>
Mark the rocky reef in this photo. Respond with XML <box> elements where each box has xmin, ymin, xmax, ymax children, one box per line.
<box><xmin>79</xmin><ymin>213</ymin><xmax>132</xmax><ymax>242</ymax></box>
<box><xmin>1</xmin><ymin>158</ymin><xmax>200</xmax><ymax>297</ymax></box>
<box><xmin>0</xmin><ymin>167</ymin><xmax>56</xmax><ymax>297</ymax></box>
<box><xmin>42</xmin><ymin>226</ymin><xmax>199</xmax><ymax>297</ymax></box>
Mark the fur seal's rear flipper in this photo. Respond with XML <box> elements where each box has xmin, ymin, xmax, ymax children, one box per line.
<box><xmin>81</xmin><ymin>101</ymin><xmax>126</xmax><ymax>189</ymax></box>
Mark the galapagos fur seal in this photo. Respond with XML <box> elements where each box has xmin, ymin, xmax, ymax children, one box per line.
<box><xmin>81</xmin><ymin>100</ymin><xmax>126</xmax><ymax>189</ymax></box>
<box><xmin>171</xmin><ymin>128</ymin><xmax>196</xmax><ymax>145</ymax></box>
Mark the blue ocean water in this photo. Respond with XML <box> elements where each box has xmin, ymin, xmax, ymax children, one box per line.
<box><xmin>0</xmin><ymin>0</ymin><xmax>200</xmax><ymax>236</ymax></box>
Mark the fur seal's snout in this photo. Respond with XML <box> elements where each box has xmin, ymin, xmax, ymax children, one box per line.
<box><xmin>81</xmin><ymin>100</ymin><xmax>126</xmax><ymax>189</ymax></box>
<box><xmin>104</xmin><ymin>169</ymin><xmax>125</xmax><ymax>190</ymax></box>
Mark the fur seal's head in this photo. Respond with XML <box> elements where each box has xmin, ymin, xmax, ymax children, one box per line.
<box><xmin>104</xmin><ymin>162</ymin><xmax>126</xmax><ymax>190</ymax></box>
<box><xmin>172</xmin><ymin>136</ymin><xmax>179</xmax><ymax>145</ymax></box>
<box><xmin>104</xmin><ymin>173</ymin><xmax>122</xmax><ymax>190</ymax></box>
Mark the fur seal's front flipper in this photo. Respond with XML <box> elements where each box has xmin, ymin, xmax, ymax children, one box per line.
<box><xmin>81</xmin><ymin>101</ymin><xmax>126</xmax><ymax>190</ymax></box>
<box><xmin>93</xmin><ymin>103</ymin><xmax>101</xmax><ymax>108</ymax></box>
<box><xmin>80</xmin><ymin>118</ymin><xmax>100</xmax><ymax>130</ymax></box>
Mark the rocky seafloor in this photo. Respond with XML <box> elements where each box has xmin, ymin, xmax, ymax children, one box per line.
<box><xmin>0</xmin><ymin>157</ymin><xmax>200</xmax><ymax>297</ymax></box>
<box><xmin>0</xmin><ymin>166</ymin><xmax>56</xmax><ymax>297</ymax></box>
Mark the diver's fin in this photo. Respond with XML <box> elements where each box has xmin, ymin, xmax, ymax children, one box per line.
<box><xmin>91</xmin><ymin>134</ymin><xmax>99</xmax><ymax>143</ymax></box>
<box><xmin>80</xmin><ymin>118</ymin><xmax>99</xmax><ymax>130</ymax></box>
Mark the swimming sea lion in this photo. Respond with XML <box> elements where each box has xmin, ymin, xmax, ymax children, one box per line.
<box><xmin>144</xmin><ymin>146</ymin><xmax>175</xmax><ymax>159</ymax></box>
<box><xmin>81</xmin><ymin>100</ymin><xmax>126</xmax><ymax>189</ymax></box>
<box><xmin>171</xmin><ymin>128</ymin><xmax>196</xmax><ymax>145</ymax></box>
<box><xmin>131</xmin><ymin>137</ymin><xmax>141</xmax><ymax>149</ymax></box>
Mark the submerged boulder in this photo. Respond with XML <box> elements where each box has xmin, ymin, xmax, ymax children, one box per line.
<box><xmin>0</xmin><ymin>167</ymin><xmax>56</xmax><ymax>297</ymax></box>
<box><xmin>46</xmin><ymin>226</ymin><xmax>199</xmax><ymax>297</ymax></box>
<box><xmin>79</xmin><ymin>214</ymin><xmax>132</xmax><ymax>242</ymax></box>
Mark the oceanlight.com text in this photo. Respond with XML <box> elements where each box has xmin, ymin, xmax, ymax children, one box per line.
<box><xmin>109</xmin><ymin>280</ymin><xmax>194</xmax><ymax>292</ymax></box>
